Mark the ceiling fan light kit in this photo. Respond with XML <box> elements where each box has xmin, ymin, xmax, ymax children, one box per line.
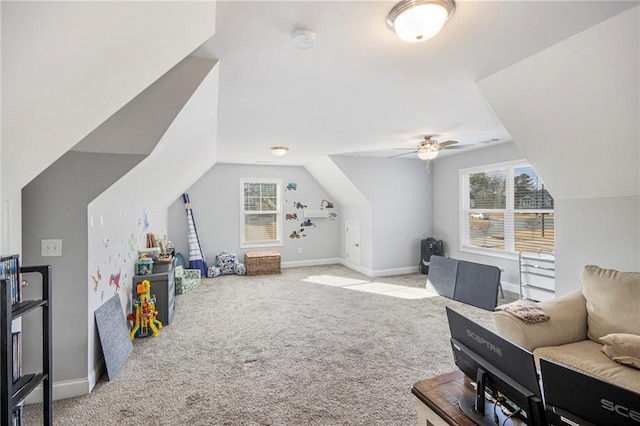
<box><xmin>387</xmin><ymin>0</ymin><xmax>456</xmax><ymax>43</ymax></box>
<box><xmin>417</xmin><ymin>149</ymin><xmax>438</xmax><ymax>160</ymax></box>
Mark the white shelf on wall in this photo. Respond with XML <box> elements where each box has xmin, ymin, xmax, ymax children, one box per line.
<box><xmin>303</xmin><ymin>209</ymin><xmax>329</xmax><ymax>218</ymax></box>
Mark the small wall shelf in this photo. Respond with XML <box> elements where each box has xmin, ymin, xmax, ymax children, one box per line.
<box><xmin>303</xmin><ymin>209</ymin><xmax>329</xmax><ymax>218</ymax></box>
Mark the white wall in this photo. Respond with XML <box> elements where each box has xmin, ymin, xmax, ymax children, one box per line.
<box><xmin>1</xmin><ymin>0</ymin><xmax>216</xmax><ymax>256</ymax></box>
<box><xmin>331</xmin><ymin>156</ymin><xmax>432</xmax><ymax>276</ymax></box>
<box><xmin>478</xmin><ymin>6</ymin><xmax>639</xmax><ymax>294</ymax></box>
<box><xmin>18</xmin><ymin>54</ymin><xmax>219</xmax><ymax>399</ymax></box>
<box><xmin>431</xmin><ymin>142</ymin><xmax>524</xmax><ymax>289</ymax></box>
<box><xmin>85</xmin><ymin>61</ymin><xmax>219</xmax><ymax>391</ymax></box>
<box><xmin>167</xmin><ymin>164</ymin><xmax>341</xmax><ymax>268</ymax></box>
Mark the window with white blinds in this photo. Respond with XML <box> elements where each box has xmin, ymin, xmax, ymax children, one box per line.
<box><xmin>240</xmin><ymin>179</ymin><xmax>283</xmax><ymax>248</ymax></box>
<box><xmin>460</xmin><ymin>161</ymin><xmax>554</xmax><ymax>256</ymax></box>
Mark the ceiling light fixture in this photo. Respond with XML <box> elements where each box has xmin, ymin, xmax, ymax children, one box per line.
<box><xmin>270</xmin><ymin>146</ymin><xmax>289</xmax><ymax>156</ymax></box>
<box><xmin>387</xmin><ymin>0</ymin><xmax>456</xmax><ymax>43</ymax></box>
<box><xmin>417</xmin><ymin>149</ymin><xmax>439</xmax><ymax>161</ymax></box>
<box><xmin>291</xmin><ymin>28</ymin><xmax>316</xmax><ymax>49</ymax></box>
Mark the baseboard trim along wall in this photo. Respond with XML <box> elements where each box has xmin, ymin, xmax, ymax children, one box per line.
<box><xmin>24</xmin><ymin>377</ymin><xmax>92</xmax><ymax>404</ymax></box>
<box><xmin>282</xmin><ymin>258</ymin><xmax>343</xmax><ymax>269</ymax></box>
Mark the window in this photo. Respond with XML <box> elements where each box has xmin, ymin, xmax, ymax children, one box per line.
<box><xmin>240</xmin><ymin>178</ymin><xmax>283</xmax><ymax>248</ymax></box>
<box><xmin>460</xmin><ymin>161</ymin><xmax>554</xmax><ymax>256</ymax></box>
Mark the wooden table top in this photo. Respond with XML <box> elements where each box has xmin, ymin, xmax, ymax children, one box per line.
<box><xmin>412</xmin><ymin>370</ymin><xmax>478</xmax><ymax>426</ymax></box>
<box><xmin>412</xmin><ymin>370</ymin><xmax>527</xmax><ymax>426</ymax></box>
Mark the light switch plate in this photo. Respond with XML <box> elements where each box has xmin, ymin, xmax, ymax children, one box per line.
<box><xmin>41</xmin><ymin>239</ymin><xmax>62</xmax><ymax>257</ymax></box>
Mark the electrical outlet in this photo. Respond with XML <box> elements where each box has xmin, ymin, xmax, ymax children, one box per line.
<box><xmin>41</xmin><ymin>239</ymin><xmax>62</xmax><ymax>257</ymax></box>
<box><xmin>298</xmin><ymin>248</ymin><xmax>303</xmax><ymax>254</ymax></box>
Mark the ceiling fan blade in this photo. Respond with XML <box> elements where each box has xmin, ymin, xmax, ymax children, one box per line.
<box><xmin>438</xmin><ymin>140</ymin><xmax>458</xmax><ymax>147</ymax></box>
<box><xmin>392</xmin><ymin>148</ymin><xmax>419</xmax><ymax>150</ymax></box>
<box><xmin>389</xmin><ymin>150</ymin><xmax>417</xmax><ymax>158</ymax></box>
<box><xmin>444</xmin><ymin>144</ymin><xmax>473</xmax><ymax>150</ymax></box>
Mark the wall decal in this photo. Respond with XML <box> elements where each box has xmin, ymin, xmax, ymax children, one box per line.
<box><xmin>89</xmin><ymin>266</ymin><xmax>102</xmax><ymax>292</ymax></box>
<box><xmin>293</xmin><ymin>201</ymin><xmax>307</xmax><ymax>209</ymax></box>
<box><xmin>142</xmin><ymin>210</ymin><xmax>149</xmax><ymax>230</ymax></box>
<box><xmin>290</xmin><ymin>229</ymin><xmax>306</xmax><ymax>239</ymax></box>
<box><xmin>285</xmin><ymin>213</ymin><xmax>298</xmax><ymax>220</ymax></box>
<box><xmin>286</xmin><ymin>183</ymin><xmax>297</xmax><ymax>191</ymax></box>
<box><xmin>109</xmin><ymin>269</ymin><xmax>121</xmax><ymax>294</ymax></box>
<box><xmin>329</xmin><ymin>212</ymin><xmax>338</xmax><ymax>220</ymax></box>
<box><xmin>90</xmin><ymin>275</ymin><xmax>99</xmax><ymax>292</ymax></box>
<box><xmin>320</xmin><ymin>199</ymin><xmax>334</xmax><ymax>209</ymax></box>
<box><xmin>300</xmin><ymin>219</ymin><xmax>316</xmax><ymax>228</ymax></box>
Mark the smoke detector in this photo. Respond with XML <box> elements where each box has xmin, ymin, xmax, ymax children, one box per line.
<box><xmin>291</xmin><ymin>28</ymin><xmax>315</xmax><ymax>49</ymax></box>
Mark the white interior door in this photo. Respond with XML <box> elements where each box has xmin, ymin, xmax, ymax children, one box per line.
<box><xmin>346</xmin><ymin>221</ymin><xmax>360</xmax><ymax>266</ymax></box>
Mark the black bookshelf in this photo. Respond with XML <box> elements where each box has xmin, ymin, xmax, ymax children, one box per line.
<box><xmin>1</xmin><ymin>262</ymin><xmax>52</xmax><ymax>425</ymax></box>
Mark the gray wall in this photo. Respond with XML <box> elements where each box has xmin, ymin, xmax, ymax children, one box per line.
<box><xmin>21</xmin><ymin>151</ymin><xmax>144</xmax><ymax>386</ymax></box>
<box><xmin>431</xmin><ymin>142</ymin><xmax>524</xmax><ymax>288</ymax></box>
<box><xmin>167</xmin><ymin>164</ymin><xmax>341</xmax><ymax>268</ymax></box>
<box><xmin>169</xmin><ymin>155</ymin><xmax>434</xmax><ymax>277</ymax></box>
<box><xmin>331</xmin><ymin>156</ymin><xmax>432</xmax><ymax>275</ymax></box>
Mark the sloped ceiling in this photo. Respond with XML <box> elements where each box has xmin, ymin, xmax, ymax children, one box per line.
<box><xmin>193</xmin><ymin>1</ymin><xmax>635</xmax><ymax>166</ymax></box>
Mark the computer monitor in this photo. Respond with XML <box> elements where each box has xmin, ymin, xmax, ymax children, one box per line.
<box><xmin>446</xmin><ymin>307</ymin><xmax>546</xmax><ymax>426</ymax></box>
<box><xmin>540</xmin><ymin>358</ymin><xmax>640</xmax><ymax>426</ymax></box>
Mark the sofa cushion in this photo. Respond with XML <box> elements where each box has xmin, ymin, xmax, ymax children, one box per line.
<box><xmin>580</xmin><ymin>265</ymin><xmax>640</xmax><ymax>342</ymax></box>
<box><xmin>601</xmin><ymin>333</ymin><xmax>640</xmax><ymax>369</ymax></box>
<box><xmin>535</xmin><ymin>340</ymin><xmax>640</xmax><ymax>393</ymax></box>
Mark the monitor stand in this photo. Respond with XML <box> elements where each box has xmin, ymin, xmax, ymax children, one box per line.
<box><xmin>458</xmin><ymin>393</ymin><xmax>518</xmax><ymax>426</ymax></box>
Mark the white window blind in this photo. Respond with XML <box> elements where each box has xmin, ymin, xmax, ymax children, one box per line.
<box><xmin>240</xmin><ymin>179</ymin><xmax>283</xmax><ymax>248</ymax></box>
<box><xmin>460</xmin><ymin>161</ymin><xmax>554</xmax><ymax>256</ymax></box>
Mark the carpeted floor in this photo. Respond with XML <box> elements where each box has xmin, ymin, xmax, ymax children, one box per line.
<box><xmin>24</xmin><ymin>264</ymin><xmax>515</xmax><ymax>425</ymax></box>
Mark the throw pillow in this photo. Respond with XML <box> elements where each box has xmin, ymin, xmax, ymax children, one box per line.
<box><xmin>581</xmin><ymin>265</ymin><xmax>640</xmax><ymax>342</ymax></box>
<box><xmin>601</xmin><ymin>333</ymin><xmax>640</xmax><ymax>369</ymax></box>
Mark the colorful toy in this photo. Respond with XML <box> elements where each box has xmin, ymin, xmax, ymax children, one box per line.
<box><xmin>127</xmin><ymin>280</ymin><xmax>163</xmax><ymax>339</ymax></box>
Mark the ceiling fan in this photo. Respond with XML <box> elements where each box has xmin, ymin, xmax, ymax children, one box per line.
<box><xmin>390</xmin><ymin>135</ymin><xmax>464</xmax><ymax>160</ymax></box>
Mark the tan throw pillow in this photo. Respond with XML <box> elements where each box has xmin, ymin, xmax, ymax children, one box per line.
<box><xmin>601</xmin><ymin>333</ymin><xmax>640</xmax><ymax>369</ymax></box>
<box><xmin>581</xmin><ymin>265</ymin><xmax>640</xmax><ymax>342</ymax></box>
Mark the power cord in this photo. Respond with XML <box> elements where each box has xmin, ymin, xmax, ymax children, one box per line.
<box><xmin>502</xmin><ymin>408</ymin><xmax>522</xmax><ymax>426</ymax></box>
<box><xmin>493</xmin><ymin>396</ymin><xmax>506</xmax><ymax>425</ymax></box>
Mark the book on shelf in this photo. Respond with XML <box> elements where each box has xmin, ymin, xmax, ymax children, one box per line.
<box><xmin>0</xmin><ymin>255</ymin><xmax>21</xmax><ymax>305</ymax></box>
<box><xmin>12</xmin><ymin>332</ymin><xmax>22</xmax><ymax>383</ymax></box>
<box><xmin>12</xmin><ymin>404</ymin><xmax>23</xmax><ymax>426</ymax></box>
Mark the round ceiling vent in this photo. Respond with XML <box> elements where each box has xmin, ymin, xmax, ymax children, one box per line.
<box><xmin>291</xmin><ymin>28</ymin><xmax>315</xmax><ymax>49</ymax></box>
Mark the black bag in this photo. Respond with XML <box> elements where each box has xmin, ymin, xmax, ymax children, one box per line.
<box><xmin>419</xmin><ymin>238</ymin><xmax>444</xmax><ymax>274</ymax></box>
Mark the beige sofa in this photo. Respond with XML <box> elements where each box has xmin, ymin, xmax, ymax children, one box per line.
<box><xmin>492</xmin><ymin>265</ymin><xmax>640</xmax><ymax>393</ymax></box>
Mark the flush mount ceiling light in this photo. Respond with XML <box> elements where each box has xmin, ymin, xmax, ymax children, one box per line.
<box><xmin>387</xmin><ymin>0</ymin><xmax>456</xmax><ymax>43</ymax></box>
<box><xmin>291</xmin><ymin>28</ymin><xmax>316</xmax><ymax>49</ymax></box>
<box><xmin>270</xmin><ymin>146</ymin><xmax>289</xmax><ymax>156</ymax></box>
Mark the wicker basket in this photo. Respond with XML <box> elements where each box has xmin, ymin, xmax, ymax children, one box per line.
<box><xmin>245</xmin><ymin>251</ymin><xmax>281</xmax><ymax>276</ymax></box>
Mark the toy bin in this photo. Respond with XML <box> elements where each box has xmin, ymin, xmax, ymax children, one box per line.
<box><xmin>137</xmin><ymin>259</ymin><xmax>154</xmax><ymax>275</ymax></box>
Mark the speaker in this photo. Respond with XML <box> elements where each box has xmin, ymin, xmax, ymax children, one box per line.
<box><xmin>420</xmin><ymin>238</ymin><xmax>444</xmax><ymax>274</ymax></box>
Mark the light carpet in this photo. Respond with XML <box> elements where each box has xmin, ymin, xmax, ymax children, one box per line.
<box><xmin>25</xmin><ymin>264</ymin><xmax>515</xmax><ymax>425</ymax></box>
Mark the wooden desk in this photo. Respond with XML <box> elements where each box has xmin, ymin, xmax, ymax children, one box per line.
<box><xmin>413</xmin><ymin>371</ymin><xmax>477</xmax><ymax>426</ymax></box>
<box><xmin>412</xmin><ymin>370</ymin><xmax>525</xmax><ymax>426</ymax></box>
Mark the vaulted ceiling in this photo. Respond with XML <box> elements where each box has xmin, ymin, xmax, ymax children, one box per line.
<box><xmin>191</xmin><ymin>1</ymin><xmax>634</xmax><ymax>165</ymax></box>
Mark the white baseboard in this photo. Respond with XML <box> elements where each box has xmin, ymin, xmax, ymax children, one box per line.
<box><xmin>281</xmin><ymin>258</ymin><xmax>342</xmax><ymax>269</ymax></box>
<box><xmin>24</xmin><ymin>377</ymin><xmax>91</xmax><ymax>404</ymax></box>
<box><xmin>336</xmin><ymin>260</ymin><xmax>419</xmax><ymax>278</ymax></box>
<box><xmin>500</xmin><ymin>280</ymin><xmax>519</xmax><ymax>295</ymax></box>
<box><xmin>24</xmin><ymin>358</ymin><xmax>105</xmax><ymax>404</ymax></box>
<box><xmin>339</xmin><ymin>260</ymin><xmax>372</xmax><ymax>277</ymax></box>
<box><xmin>369</xmin><ymin>266</ymin><xmax>421</xmax><ymax>278</ymax></box>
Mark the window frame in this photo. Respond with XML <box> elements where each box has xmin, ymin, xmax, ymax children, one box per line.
<box><xmin>459</xmin><ymin>160</ymin><xmax>554</xmax><ymax>259</ymax></box>
<box><xmin>240</xmin><ymin>178</ymin><xmax>283</xmax><ymax>248</ymax></box>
